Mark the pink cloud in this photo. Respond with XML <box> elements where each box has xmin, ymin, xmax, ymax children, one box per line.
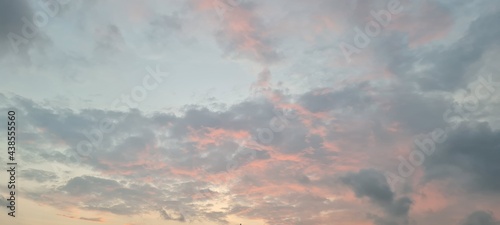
<box><xmin>390</xmin><ymin>0</ymin><xmax>454</xmax><ymax>47</ymax></box>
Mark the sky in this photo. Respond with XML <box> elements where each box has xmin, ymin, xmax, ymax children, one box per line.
<box><xmin>1</xmin><ymin>0</ymin><xmax>500</xmax><ymax>224</ymax></box>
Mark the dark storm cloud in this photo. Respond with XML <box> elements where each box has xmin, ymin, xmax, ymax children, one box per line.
<box><xmin>342</xmin><ymin>169</ymin><xmax>413</xmax><ymax>225</ymax></box>
<box><xmin>423</xmin><ymin>122</ymin><xmax>500</xmax><ymax>193</ymax></box>
<box><xmin>342</xmin><ymin>169</ymin><xmax>395</xmax><ymax>204</ymax></box>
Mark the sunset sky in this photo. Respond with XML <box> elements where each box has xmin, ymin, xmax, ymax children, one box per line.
<box><xmin>1</xmin><ymin>0</ymin><xmax>500</xmax><ymax>225</ymax></box>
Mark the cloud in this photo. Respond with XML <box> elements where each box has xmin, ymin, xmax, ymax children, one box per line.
<box><xmin>0</xmin><ymin>195</ymin><xmax>9</xmax><ymax>212</ymax></box>
<box><xmin>194</xmin><ymin>0</ymin><xmax>282</xmax><ymax>64</ymax></box>
<box><xmin>53</xmin><ymin>175</ymin><xmax>175</xmax><ymax>215</ymax></box>
<box><xmin>423</xmin><ymin>122</ymin><xmax>500</xmax><ymax>193</ymax></box>
<box><xmin>342</xmin><ymin>169</ymin><xmax>413</xmax><ymax>225</ymax></box>
<box><xmin>1</xmin><ymin>2</ymin><xmax>499</xmax><ymax>222</ymax></box>
<box><xmin>0</xmin><ymin>87</ymin><xmax>378</xmax><ymax>224</ymax></box>
<box><xmin>79</xmin><ymin>217</ymin><xmax>104</xmax><ymax>222</ymax></box>
<box><xmin>21</xmin><ymin>169</ymin><xmax>58</xmax><ymax>182</ymax></box>
<box><xmin>298</xmin><ymin>82</ymin><xmax>373</xmax><ymax>113</ymax></box>
<box><xmin>342</xmin><ymin>169</ymin><xmax>395</xmax><ymax>204</ymax></box>
<box><xmin>462</xmin><ymin>211</ymin><xmax>499</xmax><ymax>225</ymax></box>
<box><xmin>59</xmin><ymin>175</ymin><xmax>121</xmax><ymax>196</ymax></box>
<box><xmin>0</xmin><ymin>0</ymin><xmax>33</xmax><ymax>56</ymax></box>
<box><xmin>391</xmin><ymin>0</ymin><xmax>454</xmax><ymax>47</ymax></box>
<box><xmin>94</xmin><ymin>24</ymin><xmax>127</xmax><ymax>55</ymax></box>
<box><xmin>415</xmin><ymin>12</ymin><xmax>500</xmax><ymax>91</ymax></box>
<box><xmin>159</xmin><ymin>208</ymin><xmax>186</xmax><ymax>222</ymax></box>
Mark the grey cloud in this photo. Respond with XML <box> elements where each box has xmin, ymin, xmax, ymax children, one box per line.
<box><xmin>2</xmin><ymin>75</ymin><xmax>488</xmax><ymax>225</ymax></box>
<box><xmin>298</xmin><ymin>82</ymin><xmax>372</xmax><ymax>113</ymax></box>
<box><xmin>94</xmin><ymin>24</ymin><xmax>126</xmax><ymax>56</ymax></box>
<box><xmin>54</xmin><ymin>175</ymin><xmax>177</xmax><ymax>215</ymax></box>
<box><xmin>0</xmin><ymin>89</ymin><xmax>413</xmax><ymax>224</ymax></box>
<box><xmin>387</xmin><ymin>197</ymin><xmax>412</xmax><ymax>217</ymax></box>
<box><xmin>424</xmin><ymin>122</ymin><xmax>500</xmax><ymax>193</ymax></box>
<box><xmin>385</xmin><ymin>85</ymin><xmax>450</xmax><ymax>133</ymax></box>
<box><xmin>367</xmin><ymin>4</ymin><xmax>500</xmax><ymax>96</ymax></box>
<box><xmin>148</xmin><ymin>14</ymin><xmax>182</xmax><ymax>40</ymax></box>
<box><xmin>274</xmin><ymin>128</ymin><xmax>310</xmax><ymax>154</ymax></box>
<box><xmin>0</xmin><ymin>0</ymin><xmax>31</xmax><ymax>36</ymax></box>
<box><xmin>0</xmin><ymin>0</ymin><xmax>32</xmax><ymax>56</ymax></box>
<box><xmin>21</xmin><ymin>169</ymin><xmax>58</xmax><ymax>182</ymax></box>
<box><xmin>2</xmin><ymin>95</ymin><xmax>306</xmax><ymax>222</ymax></box>
<box><xmin>79</xmin><ymin>217</ymin><xmax>103</xmax><ymax>222</ymax></box>
<box><xmin>0</xmin><ymin>195</ymin><xmax>8</xmax><ymax>212</ymax></box>
<box><xmin>0</xmin><ymin>0</ymin><xmax>77</xmax><ymax>59</ymax></box>
<box><xmin>152</xmin><ymin>13</ymin><xmax>181</xmax><ymax>27</ymax></box>
<box><xmin>83</xmin><ymin>204</ymin><xmax>137</xmax><ymax>215</ymax></box>
<box><xmin>342</xmin><ymin>169</ymin><xmax>413</xmax><ymax>225</ymax></box>
<box><xmin>416</xmin><ymin>12</ymin><xmax>500</xmax><ymax>91</ymax></box>
<box><xmin>3</xmin><ymin>94</ymin><xmax>283</xmax><ymax>177</ymax></box>
<box><xmin>159</xmin><ymin>208</ymin><xmax>186</xmax><ymax>222</ymax></box>
<box><xmin>59</xmin><ymin>175</ymin><xmax>121</xmax><ymax>196</ymax></box>
<box><xmin>342</xmin><ymin>169</ymin><xmax>395</xmax><ymax>205</ymax></box>
<box><xmin>134</xmin><ymin>11</ymin><xmax>195</xmax><ymax>59</ymax></box>
<box><xmin>171</xmin><ymin>99</ymin><xmax>278</xmax><ymax>138</ymax></box>
<box><xmin>229</xmin><ymin>192</ymin><xmax>338</xmax><ymax>225</ymax></box>
<box><xmin>462</xmin><ymin>211</ymin><xmax>499</xmax><ymax>225</ymax></box>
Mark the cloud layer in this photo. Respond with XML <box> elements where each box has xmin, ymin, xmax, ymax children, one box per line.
<box><xmin>1</xmin><ymin>0</ymin><xmax>500</xmax><ymax>224</ymax></box>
